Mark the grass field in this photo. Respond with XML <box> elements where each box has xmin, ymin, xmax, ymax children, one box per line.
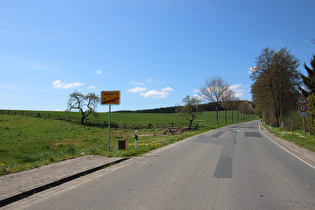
<box><xmin>262</xmin><ymin>121</ymin><xmax>315</xmax><ymax>153</ymax></box>
<box><xmin>0</xmin><ymin>109</ymin><xmax>255</xmax><ymax>127</ymax></box>
<box><xmin>0</xmin><ymin>110</ymin><xmax>258</xmax><ymax>175</ymax></box>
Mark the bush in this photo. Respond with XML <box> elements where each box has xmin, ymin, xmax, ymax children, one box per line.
<box><xmin>305</xmin><ymin>94</ymin><xmax>315</xmax><ymax>135</ymax></box>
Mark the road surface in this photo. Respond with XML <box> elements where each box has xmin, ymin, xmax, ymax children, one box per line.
<box><xmin>6</xmin><ymin>120</ymin><xmax>315</xmax><ymax>209</ymax></box>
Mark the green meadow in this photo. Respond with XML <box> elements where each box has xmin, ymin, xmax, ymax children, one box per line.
<box><xmin>262</xmin><ymin>121</ymin><xmax>315</xmax><ymax>153</ymax></box>
<box><xmin>0</xmin><ymin>109</ymin><xmax>253</xmax><ymax>127</ymax></box>
<box><xmin>0</xmin><ymin>110</ymin><xmax>257</xmax><ymax>175</ymax></box>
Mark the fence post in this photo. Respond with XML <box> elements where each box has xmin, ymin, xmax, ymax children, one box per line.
<box><xmin>239</xmin><ymin>111</ymin><xmax>240</xmax><ymax>122</ymax></box>
<box><xmin>231</xmin><ymin>110</ymin><xmax>233</xmax><ymax>123</ymax></box>
<box><xmin>160</xmin><ymin>132</ymin><xmax>163</xmax><ymax>143</ymax></box>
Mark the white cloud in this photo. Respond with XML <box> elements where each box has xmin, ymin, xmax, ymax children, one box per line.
<box><xmin>129</xmin><ymin>80</ymin><xmax>144</xmax><ymax>85</ymax></box>
<box><xmin>162</xmin><ymin>87</ymin><xmax>173</xmax><ymax>91</ymax></box>
<box><xmin>134</xmin><ymin>82</ymin><xmax>144</xmax><ymax>85</ymax></box>
<box><xmin>193</xmin><ymin>94</ymin><xmax>206</xmax><ymax>100</ymax></box>
<box><xmin>88</xmin><ymin>86</ymin><xmax>97</xmax><ymax>89</ymax></box>
<box><xmin>141</xmin><ymin>90</ymin><xmax>166</xmax><ymax>98</ymax></box>
<box><xmin>230</xmin><ymin>84</ymin><xmax>242</xmax><ymax>90</ymax></box>
<box><xmin>230</xmin><ymin>84</ymin><xmax>246</xmax><ymax>97</ymax></box>
<box><xmin>127</xmin><ymin>87</ymin><xmax>147</xmax><ymax>93</ymax></box>
<box><xmin>52</xmin><ymin>80</ymin><xmax>84</xmax><ymax>89</ymax></box>
<box><xmin>140</xmin><ymin>87</ymin><xmax>173</xmax><ymax>98</ymax></box>
<box><xmin>147</xmin><ymin>78</ymin><xmax>152</xmax><ymax>82</ymax></box>
<box><xmin>96</xmin><ymin>70</ymin><xmax>102</xmax><ymax>74</ymax></box>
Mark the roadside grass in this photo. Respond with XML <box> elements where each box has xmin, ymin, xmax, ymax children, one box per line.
<box><xmin>0</xmin><ymin>115</ymin><xmax>107</xmax><ymax>175</ymax></box>
<box><xmin>262</xmin><ymin>122</ymin><xmax>315</xmax><ymax>152</ymax></box>
<box><xmin>0</xmin><ymin>110</ymin><xmax>255</xmax><ymax>127</ymax></box>
<box><xmin>1</xmin><ymin>113</ymin><xmax>258</xmax><ymax>175</ymax></box>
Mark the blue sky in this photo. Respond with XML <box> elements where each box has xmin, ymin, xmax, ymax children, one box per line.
<box><xmin>1</xmin><ymin>0</ymin><xmax>314</xmax><ymax>112</ymax></box>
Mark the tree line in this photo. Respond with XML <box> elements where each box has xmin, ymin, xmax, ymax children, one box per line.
<box><xmin>117</xmin><ymin>102</ymin><xmax>250</xmax><ymax>114</ymax></box>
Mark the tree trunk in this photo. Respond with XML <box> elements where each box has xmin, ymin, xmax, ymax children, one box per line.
<box><xmin>189</xmin><ymin>120</ymin><xmax>193</xmax><ymax>129</ymax></box>
<box><xmin>232</xmin><ymin>109</ymin><xmax>233</xmax><ymax>123</ymax></box>
<box><xmin>216</xmin><ymin>105</ymin><xmax>218</xmax><ymax>125</ymax></box>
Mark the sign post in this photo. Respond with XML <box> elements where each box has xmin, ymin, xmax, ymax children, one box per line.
<box><xmin>108</xmin><ymin>105</ymin><xmax>111</xmax><ymax>151</ymax></box>
<box><xmin>303</xmin><ymin>117</ymin><xmax>306</xmax><ymax>141</ymax></box>
<box><xmin>297</xmin><ymin>94</ymin><xmax>308</xmax><ymax>141</ymax></box>
<box><xmin>101</xmin><ymin>91</ymin><xmax>120</xmax><ymax>151</ymax></box>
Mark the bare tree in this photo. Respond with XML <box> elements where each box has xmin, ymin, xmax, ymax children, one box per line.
<box><xmin>238</xmin><ymin>100</ymin><xmax>254</xmax><ymax>115</ymax></box>
<box><xmin>66</xmin><ymin>91</ymin><xmax>100</xmax><ymax>125</ymax></box>
<box><xmin>199</xmin><ymin>76</ymin><xmax>235</xmax><ymax>125</ymax></box>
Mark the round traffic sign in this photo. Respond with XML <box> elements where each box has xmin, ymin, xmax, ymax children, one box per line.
<box><xmin>299</xmin><ymin>104</ymin><xmax>308</xmax><ymax>112</ymax></box>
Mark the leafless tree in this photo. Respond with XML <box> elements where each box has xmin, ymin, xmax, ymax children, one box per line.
<box><xmin>199</xmin><ymin>76</ymin><xmax>235</xmax><ymax>125</ymax></box>
<box><xmin>66</xmin><ymin>91</ymin><xmax>100</xmax><ymax>125</ymax></box>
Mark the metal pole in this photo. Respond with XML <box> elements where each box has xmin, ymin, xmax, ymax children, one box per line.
<box><xmin>303</xmin><ymin>117</ymin><xmax>306</xmax><ymax>141</ymax></box>
<box><xmin>108</xmin><ymin>105</ymin><xmax>111</xmax><ymax>151</ymax></box>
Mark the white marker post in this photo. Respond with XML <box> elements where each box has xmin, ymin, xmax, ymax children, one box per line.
<box><xmin>135</xmin><ymin>130</ymin><xmax>138</xmax><ymax>149</ymax></box>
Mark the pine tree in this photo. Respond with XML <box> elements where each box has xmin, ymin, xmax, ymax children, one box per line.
<box><xmin>300</xmin><ymin>54</ymin><xmax>315</xmax><ymax>96</ymax></box>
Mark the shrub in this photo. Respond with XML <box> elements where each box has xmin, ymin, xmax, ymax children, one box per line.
<box><xmin>305</xmin><ymin>94</ymin><xmax>315</xmax><ymax>135</ymax></box>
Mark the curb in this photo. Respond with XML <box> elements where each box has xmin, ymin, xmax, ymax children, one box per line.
<box><xmin>0</xmin><ymin>157</ymin><xmax>128</xmax><ymax>208</ymax></box>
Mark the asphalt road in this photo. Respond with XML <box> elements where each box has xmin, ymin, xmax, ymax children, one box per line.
<box><xmin>6</xmin><ymin>120</ymin><xmax>315</xmax><ymax>210</ymax></box>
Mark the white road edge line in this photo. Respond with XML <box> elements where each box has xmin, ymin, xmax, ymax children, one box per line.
<box><xmin>259</xmin><ymin>123</ymin><xmax>315</xmax><ymax>170</ymax></box>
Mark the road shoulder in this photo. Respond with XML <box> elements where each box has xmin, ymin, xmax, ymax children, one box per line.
<box><xmin>259</xmin><ymin>122</ymin><xmax>315</xmax><ymax>169</ymax></box>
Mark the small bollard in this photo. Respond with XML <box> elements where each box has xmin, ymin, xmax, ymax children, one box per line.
<box><xmin>135</xmin><ymin>130</ymin><xmax>138</xmax><ymax>149</ymax></box>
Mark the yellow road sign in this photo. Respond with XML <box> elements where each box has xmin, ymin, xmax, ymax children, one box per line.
<box><xmin>101</xmin><ymin>91</ymin><xmax>120</xmax><ymax>105</ymax></box>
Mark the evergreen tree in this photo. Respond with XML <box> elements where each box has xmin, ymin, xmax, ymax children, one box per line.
<box><xmin>300</xmin><ymin>54</ymin><xmax>315</xmax><ymax>97</ymax></box>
